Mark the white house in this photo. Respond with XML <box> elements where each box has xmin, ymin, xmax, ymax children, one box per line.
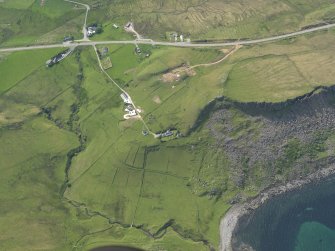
<box><xmin>120</xmin><ymin>93</ymin><xmax>132</xmax><ymax>104</ymax></box>
<box><xmin>87</xmin><ymin>27</ymin><xmax>96</xmax><ymax>37</ymax></box>
<box><xmin>125</xmin><ymin>106</ymin><xmax>134</xmax><ymax>112</ymax></box>
<box><xmin>128</xmin><ymin>110</ymin><xmax>137</xmax><ymax>116</ymax></box>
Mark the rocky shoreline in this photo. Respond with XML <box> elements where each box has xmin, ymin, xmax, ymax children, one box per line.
<box><xmin>219</xmin><ymin>164</ymin><xmax>335</xmax><ymax>251</ymax></box>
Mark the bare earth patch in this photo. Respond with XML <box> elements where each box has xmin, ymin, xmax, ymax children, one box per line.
<box><xmin>220</xmin><ymin>48</ymin><xmax>231</xmax><ymax>54</ymax></box>
<box><xmin>101</xmin><ymin>57</ymin><xmax>113</xmax><ymax>70</ymax></box>
<box><xmin>153</xmin><ymin>95</ymin><xmax>162</xmax><ymax>104</ymax></box>
<box><xmin>0</xmin><ymin>106</ymin><xmax>40</xmax><ymax>125</ymax></box>
<box><xmin>161</xmin><ymin>64</ymin><xmax>196</xmax><ymax>83</ymax></box>
<box><xmin>161</xmin><ymin>46</ymin><xmax>240</xmax><ymax>84</ymax></box>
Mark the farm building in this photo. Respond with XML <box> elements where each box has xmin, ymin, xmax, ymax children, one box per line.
<box><xmin>86</xmin><ymin>24</ymin><xmax>102</xmax><ymax>37</ymax></box>
<box><xmin>87</xmin><ymin>26</ymin><xmax>97</xmax><ymax>37</ymax></box>
<box><xmin>46</xmin><ymin>49</ymin><xmax>71</xmax><ymax>67</ymax></box>
<box><xmin>63</xmin><ymin>36</ymin><xmax>74</xmax><ymax>42</ymax></box>
<box><xmin>120</xmin><ymin>93</ymin><xmax>131</xmax><ymax>104</ymax></box>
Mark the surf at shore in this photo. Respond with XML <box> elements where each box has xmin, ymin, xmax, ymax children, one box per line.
<box><xmin>219</xmin><ymin>165</ymin><xmax>335</xmax><ymax>251</ymax></box>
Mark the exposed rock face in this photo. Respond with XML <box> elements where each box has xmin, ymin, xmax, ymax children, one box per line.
<box><xmin>214</xmin><ymin>86</ymin><xmax>335</xmax><ymax>251</ymax></box>
<box><xmin>206</xmin><ymin>86</ymin><xmax>335</xmax><ymax>187</ymax></box>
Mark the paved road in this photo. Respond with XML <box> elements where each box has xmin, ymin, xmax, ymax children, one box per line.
<box><xmin>1</xmin><ymin>23</ymin><xmax>335</xmax><ymax>53</ymax></box>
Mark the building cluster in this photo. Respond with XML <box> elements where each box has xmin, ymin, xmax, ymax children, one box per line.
<box><xmin>87</xmin><ymin>25</ymin><xmax>98</xmax><ymax>37</ymax></box>
<box><xmin>124</xmin><ymin>22</ymin><xmax>133</xmax><ymax>31</ymax></box>
<box><xmin>86</xmin><ymin>24</ymin><xmax>103</xmax><ymax>37</ymax></box>
<box><xmin>160</xmin><ymin>129</ymin><xmax>174</xmax><ymax>138</ymax></box>
<box><xmin>46</xmin><ymin>49</ymin><xmax>71</xmax><ymax>67</ymax></box>
<box><xmin>120</xmin><ymin>93</ymin><xmax>140</xmax><ymax>119</ymax></box>
<box><xmin>96</xmin><ymin>47</ymin><xmax>109</xmax><ymax>59</ymax></box>
<box><xmin>169</xmin><ymin>32</ymin><xmax>184</xmax><ymax>42</ymax></box>
<box><xmin>155</xmin><ymin>129</ymin><xmax>182</xmax><ymax>140</ymax></box>
<box><xmin>86</xmin><ymin>23</ymin><xmax>119</xmax><ymax>37</ymax></box>
<box><xmin>63</xmin><ymin>36</ymin><xmax>74</xmax><ymax>42</ymax></box>
<box><xmin>135</xmin><ymin>45</ymin><xmax>141</xmax><ymax>54</ymax></box>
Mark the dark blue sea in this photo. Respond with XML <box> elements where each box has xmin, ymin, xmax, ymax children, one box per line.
<box><xmin>233</xmin><ymin>176</ymin><xmax>335</xmax><ymax>251</ymax></box>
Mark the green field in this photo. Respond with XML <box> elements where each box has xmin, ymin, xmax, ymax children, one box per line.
<box><xmin>0</xmin><ymin>49</ymin><xmax>62</xmax><ymax>94</ymax></box>
<box><xmin>0</xmin><ymin>45</ymin><xmax>236</xmax><ymax>250</ymax></box>
<box><xmin>0</xmin><ymin>0</ymin><xmax>84</xmax><ymax>46</ymax></box>
<box><xmin>2</xmin><ymin>1</ymin><xmax>335</xmax><ymax>250</ymax></box>
<box><xmin>222</xmin><ymin>31</ymin><xmax>335</xmax><ymax>102</ymax></box>
<box><xmin>2</xmin><ymin>0</ymin><xmax>335</xmax><ymax>47</ymax></box>
<box><xmin>81</xmin><ymin>0</ymin><xmax>335</xmax><ymax>41</ymax></box>
<box><xmin>0</xmin><ymin>0</ymin><xmax>35</xmax><ymax>9</ymax></box>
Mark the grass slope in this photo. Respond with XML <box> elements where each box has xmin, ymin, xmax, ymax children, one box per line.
<box><xmin>0</xmin><ymin>117</ymin><xmax>79</xmax><ymax>251</ymax></box>
<box><xmin>223</xmin><ymin>30</ymin><xmax>335</xmax><ymax>102</ymax></box>
<box><xmin>0</xmin><ymin>48</ymin><xmax>62</xmax><ymax>94</ymax></box>
<box><xmin>2</xmin><ymin>27</ymin><xmax>335</xmax><ymax>251</ymax></box>
<box><xmin>82</xmin><ymin>0</ymin><xmax>335</xmax><ymax>41</ymax></box>
<box><xmin>0</xmin><ymin>0</ymin><xmax>84</xmax><ymax>47</ymax></box>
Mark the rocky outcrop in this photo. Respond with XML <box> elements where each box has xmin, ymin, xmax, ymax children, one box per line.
<box><xmin>215</xmin><ymin>85</ymin><xmax>335</xmax><ymax>251</ymax></box>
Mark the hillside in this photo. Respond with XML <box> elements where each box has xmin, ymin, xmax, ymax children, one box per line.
<box><xmin>1</xmin><ymin>1</ymin><xmax>335</xmax><ymax>251</ymax></box>
<box><xmin>82</xmin><ymin>0</ymin><xmax>335</xmax><ymax>41</ymax></box>
<box><xmin>1</xmin><ymin>0</ymin><xmax>335</xmax><ymax>46</ymax></box>
<box><xmin>1</xmin><ymin>28</ymin><xmax>335</xmax><ymax>250</ymax></box>
<box><xmin>0</xmin><ymin>0</ymin><xmax>84</xmax><ymax>46</ymax></box>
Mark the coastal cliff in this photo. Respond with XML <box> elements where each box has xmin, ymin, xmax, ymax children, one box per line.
<box><xmin>220</xmin><ymin>165</ymin><xmax>335</xmax><ymax>251</ymax></box>
<box><xmin>196</xmin><ymin>86</ymin><xmax>335</xmax><ymax>250</ymax></box>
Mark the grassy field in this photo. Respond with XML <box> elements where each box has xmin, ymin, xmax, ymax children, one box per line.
<box><xmin>0</xmin><ymin>48</ymin><xmax>62</xmax><ymax>94</ymax></box>
<box><xmin>0</xmin><ymin>0</ymin><xmax>84</xmax><ymax>47</ymax></box>
<box><xmin>54</xmin><ymin>47</ymin><xmax>240</xmax><ymax>249</ymax></box>
<box><xmin>0</xmin><ymin>45</ymin><xmax>237</xmax><ymax>250</ymax></box>
<box><xmin>1</xmin><ymin>0</ymin><xmax>335</xmax><ymax>47</ymax></box>
<box><xmin>2</xmin><ymin>13</ymin><xmax>335</xmax><ymax>251</ymax></box>
<box><xmin>0</xmin><ymin>0</ymin><xmax>35</xmax><ymax>9</ymax></box>
<box><xmin>0</xmin><ymin>47</ymin><xmax>80</xmax><ymax>250</ymax></box>
<box><xmin>64</xmin><ymin>32</ymin><xmax>335</xmax><ymax>250</ymax></box>
<box><xmin>0</xmin><ymin>117</ymin><xmax>79</xmax><ymax>251</ymax></box>
<box><xmin>222</xmin><ymin>30</ymin><xmax>335</xmax><ymax>102</ymax></box>
<box><xmin>80</xmin><ymin>0</ymin><xmax>335</xmax><ymax>41</ymax></box>
<box><xmin>90</xmin><ymin>22</ymin><xmax>134</xmax><ymax>41</ymax></box>
<box><xmin>90</xmin><ymin>30</ymin><xmax>335</xmax><ymax>134</ymax></box>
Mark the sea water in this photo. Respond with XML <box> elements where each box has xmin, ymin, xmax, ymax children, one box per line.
<box><xmin>233</xmin><ymin>176</ymin><xmax>335</xmax><ymax>251</ymax></box>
